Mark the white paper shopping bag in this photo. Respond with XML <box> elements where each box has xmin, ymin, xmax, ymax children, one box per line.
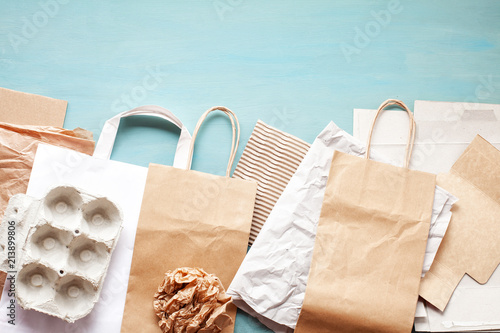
<box><xmin>0</xmin><ymin>106</ymin><xmax>192</xmax><ymax>332</ymax></box>
<box><xmin>227</xmin><ymin>120</ymin><xmax>455</xmax><ymax>332</ymax></box>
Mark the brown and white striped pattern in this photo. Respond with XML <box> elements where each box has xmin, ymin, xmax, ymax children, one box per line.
<box><xmin>233</xmin><ymin>120</ymin><xmax>310</xmax><ymax>245</ymax></box>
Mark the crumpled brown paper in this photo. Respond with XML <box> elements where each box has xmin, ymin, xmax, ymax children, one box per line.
<box><xmin>153</xmin><ymin>267</ymin><xmax>233</xmax><ymax>333</ymax></box>
<box><xmin>0</xmin><ymin>122</ymin><xmax>95</xmax><ymax>300</ymax></box>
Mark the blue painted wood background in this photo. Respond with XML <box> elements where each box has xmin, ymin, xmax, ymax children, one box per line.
<box><xmin>1</xmin><ymin>1</ymin><xmax>499</xmax><ymax>332</ymax></box>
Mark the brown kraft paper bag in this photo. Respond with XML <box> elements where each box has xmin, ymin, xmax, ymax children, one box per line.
<box><xmin>121</xmin><ymin>107</ymin><xmax>257</xmax><ymax>333</ymax></box>
<box><xmin>295</xmin><ymin>100</ymin><xmax>436</xmax><ymax>333</ymax></box>
<box><xmin>419</xmin><ymin>135</ymin><xmax>500</xmax><ymax>311</ymax></box>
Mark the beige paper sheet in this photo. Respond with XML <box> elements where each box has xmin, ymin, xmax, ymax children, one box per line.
<box><xmin>0</xmin><ymin>87</ymin><xmax>67</xmax><ymax>127</ymax></box>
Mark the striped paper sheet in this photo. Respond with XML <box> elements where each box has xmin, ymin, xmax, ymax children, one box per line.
<box><xmin>233</xmin><ymin>120</ymin><xmax>310</xmax><ymax>245</ymax></box>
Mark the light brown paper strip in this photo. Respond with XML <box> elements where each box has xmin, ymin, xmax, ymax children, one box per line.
<box><xmin>232</xmin><ymin>120</ymin><xmax>310</xmax><ymax>245</ymax></box>
<box><xmin>0</xmin><ymin>122</ymin><xmax>95</xmax><ymax>301</ymax></box>
<box><xmin>0</xmin><ymin>87</ymin><xmax>67</xmax><ymax>127</ymax></box>
<box><xmin>419</xmin><ymin>135</ymin><xmax>500</xmax><ymax>311</ymax></box>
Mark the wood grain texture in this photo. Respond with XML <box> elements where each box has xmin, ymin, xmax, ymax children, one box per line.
<box><xmin>1</xmin><ymin>1</ymin><xmax>500</xmax><ymax>332</ymax></box>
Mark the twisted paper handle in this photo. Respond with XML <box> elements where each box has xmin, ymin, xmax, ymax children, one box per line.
<box><xmin>365</xmin><ymin>99</ymin><xmax>416</xmax><ymax>168</ymax></box>
<box><xmin>186</xmin><ymin>106</ymin><xmax>240</xmax><ymax>177</ymax></box>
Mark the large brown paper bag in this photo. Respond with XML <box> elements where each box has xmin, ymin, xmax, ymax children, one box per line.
<box><xmin>419</xmin><ymin>135</ymin><xmax>500</xmax><ymax>311</ymax></box>
<box><xmin>121</xmin><ymin>107</ymin><xmax>257</xmax><ymax>333</ymax></box>
<box><xmin>0</xmin><ymin>122</ymin><xmax>94</xmax><ymax>300</ymax></box>
<box><xmin>295</xmin><ymin>100</ymin><xmax>436</xmax><ymax>333</ymax></box>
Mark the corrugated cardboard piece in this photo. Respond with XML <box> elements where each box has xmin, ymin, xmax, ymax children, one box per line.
<box><xmin>419</xmin><ymin>135</ymin><xmax>500</xmax><ymax>311</ymax></box>
<box><xmin>121</xmin><ymin>107</ymin><xmax>257</xmax><ymax>333</ymax></box>
<box><xmin>232</xmin><ymin>120</ymin><xmax>310</xmax><ymax>245</ymax></box>
<box><xmin>0</xmin><ymin>87</ymin><xmax>67</xmax><ymax>127</ymax></box>
<box><xmin>295</xmin><ymin>100</ymin><xmax>436</xmax><ymax>333</ymax></box>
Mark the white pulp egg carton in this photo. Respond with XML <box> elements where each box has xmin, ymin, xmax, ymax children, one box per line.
<box><xmin>0</xmin><ymin>185</ymin><xmax>123</xmax><ymax>322</ymax></box>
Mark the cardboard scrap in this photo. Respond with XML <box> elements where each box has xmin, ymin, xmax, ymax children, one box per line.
<box><xmin>0</xmin><ymin>87</ymin><xmax>67</xmax><ymax>127</ymax></box>
<box><xmin>419</xmin><ymin>135</ymin><xmax>500</xmax><ymax>311</ymax></box>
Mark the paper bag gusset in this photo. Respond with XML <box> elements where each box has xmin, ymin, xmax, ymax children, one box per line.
<box><xmin>419</xmin><ymin>135</ymin><xmax>500</xmax><ymax>311</ymax></box>
<box><xmin>295</xmin><ymin>100</ymin><xmax>436</xmax><ymax>333</ymax></box>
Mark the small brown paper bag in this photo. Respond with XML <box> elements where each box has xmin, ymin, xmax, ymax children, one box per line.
<box><xmin>419</xmin><ymin>135</ymin><xmax>500</xmax><ymax>311</ymax></box>
<box><xmin>295</xmin><ymin>100</ymin><xmax>436</xmax><ymax>333</ymax></box>
<box><xmin>121</xmin><ymin>107</ymin><xmax>257</xmax><ymax>333</ymax></box>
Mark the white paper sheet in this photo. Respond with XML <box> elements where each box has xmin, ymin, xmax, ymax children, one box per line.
<box><xmin>353</xmin><ymin>100</ymin><xmax>500</xmax><ymax>332</ymax></box>
<box><xmin>423</xmin><ymin>187</ymin><xmax>457</xmax><ymax>276</ymax></box>
<box><xmin>228</xmin><ymin>121</ymin><xmax>454</xmax><ymax>332</ymax></box>
<box><xmin>354</xmin><ymin>100</ymin><xmax>500</xmax><ymax>174</ymax></box>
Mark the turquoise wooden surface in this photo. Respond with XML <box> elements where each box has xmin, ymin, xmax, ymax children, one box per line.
<box><xmin>1</xmin><ymin>0</ymin><xmax>499</xmax><ymax>332</ymax></box>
